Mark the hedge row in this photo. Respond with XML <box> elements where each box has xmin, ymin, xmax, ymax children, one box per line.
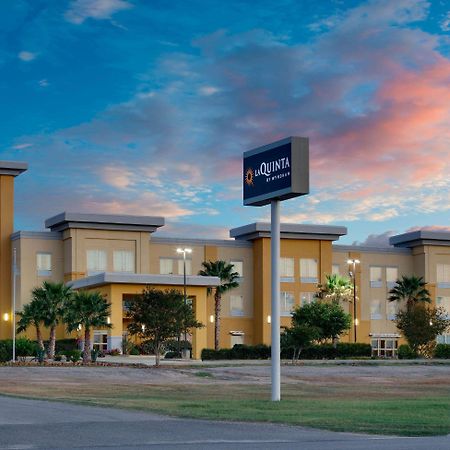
<box><xmin>435</xmin><ymin>344</ymin><xmax>450</xmax><ymax>358</ymax></box>
<box><xmin>201</xmin><ymin>343</ymin><xmax>372</xmax><ymax>360</ymax></box>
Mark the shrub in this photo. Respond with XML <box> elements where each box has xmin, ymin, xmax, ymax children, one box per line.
<box><xmin>105</xmin><ymin>348</ymin><xmax>121</xmax><ymax>356</ymax></box>
<box><xmin>201</xmin><ymin>344</ymin><xmax>270</xmax><ymax>360</ymax></box>
<box><xmin>65</xmin><ymin>350</ymin><xmax>82</xmax><ymax>363</ymax></box>
<box><xmin>434</xmin><ymin>344</ymin><xmax>450</xmax><ymax>359</ymax></box>
<box><xmin>0</xmin><ymin>340</ymin><xmax>12</xmax><ymax>363</ymax></box>
<box><xmin>164</xmin><ymin>351</ymin><xmax>181</xmax><ymax>359</ymax></box>
<box><xmin>336</xmin><ymin>343</ymin><xmax>372</xmax><ymax>358</ymax></box>
<box><xmin>164</xmin><ymin>339</ymin><xmax>192</xmax><ymax>352</ymax></box>
<box><xmin>55</xmin><ymin>339</ymin><xmax>78</xmax><ymax>353</ymax></box>
<box><xmin>15</xmin><ymin>338</ymin><xmax>39</xmax><ymax>359</ymax></box>
<box><xmin>397</xmin><ymin>344</ymin><xmax>418</xmax><ymax>359</ymax></box>
<box><xmin>129</xmin><ymin>346</ymin><xmax>140</xmax><ymax>355</ymax></box>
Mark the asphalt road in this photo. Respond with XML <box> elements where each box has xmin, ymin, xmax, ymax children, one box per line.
<box><xmin>0</xmin><ymin>396</ymin><xmax>449</xmax><ymax>450</ymax></box>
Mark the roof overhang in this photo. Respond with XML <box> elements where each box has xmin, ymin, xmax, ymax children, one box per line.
<box><xmin>68</xmin><ymin>272</ymin><xmax>221</xmax><ymax>290</ymax></box>
<box><xmin>45</xmin><ymin>212</ymin><xmax>164</xmax><ymax>233</ymax></box>
<box><xmin>230</xmin><ymin>222</ymin><xmax>347</xmax><ymax>241</ymax></box>
<box><xmin>0</xmin><ymin>161</ymin><xmax>28</xmax><ymax>177</ymax></box>
<box><xmin>389</xmin><ymin>230</ymin><xmax>450</xmax><ymax>248</ymax></box>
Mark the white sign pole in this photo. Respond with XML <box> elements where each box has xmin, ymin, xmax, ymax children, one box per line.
<box><xmin>12</xmin><ymin>248</ymin><xmax>17</xmax><ymax>362</ymax></box>
<box><xmin>271</xmin><ymin>199</ymin><xmax>281</xmax><ymax>401</ymax></box>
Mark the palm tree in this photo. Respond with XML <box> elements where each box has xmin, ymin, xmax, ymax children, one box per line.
<box><xmin>388</xmin><ymin>275</ymin><xmax>431</xmax><ymax>311</ymax></box>
<box><xmin>198</xmin><ymin>260</ymin><xmax>240</xmax><ymax>350</ymax></box>
<box><xmin>16</xmin><ymin>299</ymin><xmax>46</xmax><ymax>351</ymax></box>
<box><xmin>31</xmin><ymin>281</ymin><xmax>73</xmax><ymax>358</ymax></box>
<box><xmin>64</xmin><ymin>290</ymin><xmax>112</xmax><ymax>364</ymax></box>
<box><xmin>315</xmin><ymin>274</ymin><xmax>354</xmax><ymax>304</ymax></box>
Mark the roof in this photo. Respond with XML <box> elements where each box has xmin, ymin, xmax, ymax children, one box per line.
<box><xmin>45</xmin><ymin>212</ymin><xmax>164</xmax><ymax>233</ymax></box>
<box><xmin>389</xmin><ymin>230</ymin><xmax>450</xmax><ymax>248</ymax></box>
<box><xmin>68</xmin><ymin>272</ymin><xmax>220</xmax><ymax>289</ymax></box>
<box><xmin>0</xmin><ymin>161</ymin><xmax>28</xmax><ymax>177</ymax></box>
<box><xmin>230</xmin><ymin>222</ymin><xmax>347</xmax><ymax>241</ymax></box>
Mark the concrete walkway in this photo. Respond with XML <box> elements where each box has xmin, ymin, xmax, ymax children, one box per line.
<box><xmin>0</xmin><ymin>396</ymin><xmax>448</xmax><ymax>449</ymax></box>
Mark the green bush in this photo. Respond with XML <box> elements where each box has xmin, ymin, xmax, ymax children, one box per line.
<box><xmin>281</xmin><ymin>343</ymin><xmax>372</xmax><ymax>359</ymax></box>
<box><xmin>164</xmin><ymin>351</ymin><xmax>181</xmax><ymax>359</ymax></box>
<box><xmin>129</xmin><ymin>346</ymin><xmax>140</xmax><ymax>355</ymax></box>
<box><xmin>336</xmin><ymin>343</ymin><xmax>372</xmax><ymax>358</ymax></box>
<box><xmin>65</xmin><ymin>349</ymin><xmax>82</xmax><ymax>363</ymax></box>
<box><xmin>434</xmin><ymin>344</ymin><xmax>450</xmax><ymax>359</ymax></box>
<box><xmin>0</xmin><ymin>340</ymin><xmax>12</xmax><ymax>363</ymax></box>
<box><xmin>15</xmin><ymin>338</ymin><xmax>39</xmax><ymax>359</ymax></box>
<box><xmin>201</xmin><ymin>344</ymin><xmax>271</xmax><ymax>360</ymax></box>
<box><xmin>397</xmin><ymin>344</ymin><xmax>418</xmax><ymax>359</ymax></box>
<box><xmin>55</xmin><ymin>339</ymin><xmax>78</xmax><ymax>353</ymax></box>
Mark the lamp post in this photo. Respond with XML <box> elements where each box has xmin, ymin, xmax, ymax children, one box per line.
<box><xmin>177</xmin><ymin>247</ymin><xmax>192</xmax><ymax>359</ymax></box>
<box><xmin>12</xmin><ymin>248</ymin><xmax>17</xmax><ymax>362</ymax></box>
<box><xmin>347</xmin><ymin>259</ymin><xmax>360</xmax><ymax>343</ymax></box>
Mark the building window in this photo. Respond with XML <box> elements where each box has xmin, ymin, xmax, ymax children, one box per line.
<box><xmin>280</xmin><ymin>291</ymin><xmax>295</xmax><ymax>316</ymax></box>
<box><xmin>300</xmin><ymin>292</ymin><xmax>315</xmax><ymax>306</ymax></box>
<box><xmin>371</xmin><ymin>338</ymin><xmax>398</xmax><ymax>358</ymax></box>
<box><xmin>87</xmin><ymin>249</ymin><xmax>107</xmax><ymax>275</ymax></box>
<box><xmin>370</xmin><ymin>266</ymin><xmax>382</xmax><ymax>288</ymax></box>
<box><xmin>386</xmin><ymin>267</ymin><xmax>398</xmax><ymax>289</ymax></box>
<box><xmin>113</xmin><ymin>250</ymin><xmax>135</xmax><ymax>273</ymax></box>
<box><xmin>437</xmin><ymin>334</ymin><xmax>450</xmax><ymax>344</ymax></box>
<box><xmin>160</xmin><ymin>258</ymin><xmax>174</xmax><ymax>275</ymax></box>
<box><xmin>177</xmin><ymin>258</ymin><xmax>192</xmax><ymax>276</ymax></box>
<box><xmin>280</xmin><ymin>257</ymin><xmax>294</xmax><ymax>282</ymax></box>
<box><xmin>300</xmin><ymin>258</ymin><xmax>318</xmax><ymax>284</ymax></box>
<box><xmin>122</xmin><ymin>300</ymin><xmax>131</xmax><ymax>313</ymax></box>
<box><xmin>436</xmin><ymin>296</ymin><xmax>450</xmax><ymax>317</ymax></box>
<box><xmin>437</xmin><ymin>264</ymin><xmax>450</xmax><ymax>288</ymax></box>
<box><xmin>230</xmin><ymin>295</ymin><xmax>244</xmax><ymax>316</ymax></box>
<box><xmin>93</xmin><ymin>331</ymin><xmax>108</xmax><ymax>352</ymax></box>
<box><xmin>230</xmin><ymin>333</ymin><xmax>244</xmax><ymax>347</ymax></box>
<box><xmin>387</xmin><ymin>301</ymin><xmax>397</xmax><ymax>320</ymax></box>
<box><xmin>370</xmin><ymin>299</ymin><xmax>382</xmax><ymax>320</ymax></box>
<box><xmin>37</xmin><ymin>252</ymin><xmax>52</xmax><ymax>277</ymax></box>
<box><xmin>230</xmin><ymin>260</ymin><xmax>243</xmax><ymax>277</ymax></box>
<box><xmin>332</xmin><ymin>264</ymin><xmax>340</xmax><ymax>276</ymax></box>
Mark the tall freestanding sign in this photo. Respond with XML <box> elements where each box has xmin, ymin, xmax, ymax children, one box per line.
<box><xmin>243</xmin><ymin>136</ymin><xmax>309</xmax><ymax>401</ymax></box>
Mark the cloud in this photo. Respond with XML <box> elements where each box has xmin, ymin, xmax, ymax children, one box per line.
<box><xmin>440</xmin><ymin>12</ymin><xmax>450</xmax><ymax>31</ymax></box>
<box><xmin>352</xmin><ymin>230</ymin><xmax>396</xmax><ymax>247</ymax></box>
<box><xmin>18</xmin><ymin>51</ymin><xmax>36</xmax><ymax>61</ymax></box>
<box><xmin>65</xmin><ymin>0</ymin><xmax>132</xmax><ymax>25</ymax></box>
<box><xmin>12</xmin><ymin>143</ymin><xmax>33</xmax><ymax>150</ymax></box>
<box><xmin>157</xmin><ymin>221</ymin><xmax>230</xmax><ymax>240</ymax></box>
<box><xmin>38</xmin><ymin>79</ymin><xmax>49</xmax><ymax>88</ymax></box>
<box><xmin>406</xmin><ymin>225</ymin><xmax>450</xmax><ymax>232</ymax></box>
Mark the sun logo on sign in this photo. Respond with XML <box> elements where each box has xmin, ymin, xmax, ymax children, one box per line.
<box><xmin>245</xmin><ymin>167</ymin><xmax>254</xmax><ymax>186</ymax></box>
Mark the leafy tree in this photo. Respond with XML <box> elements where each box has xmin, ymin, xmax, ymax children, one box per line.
<box><xmin>64</xmin><ymin>290</ymin><xmax>112</xmax><ymax>364</ymax></box>
<box><xmin>388</xmin><ymin>275</ymin><xmax>431</xmax><ymax>311</ymax></box>
<box><xmin>395</xmin><ymin>304</ymin><xmax>450</xmax><ymax>357</ymax></box>
<box><xmin>127</xmin><ymin>288</ymin><xmax>203</xmax><ymax>366</ymax></box>
<box><xmin>291</xmin><ymin>301</ymin><xmax>351</xmax><ymax>345</ymax></box>
<box><xmin>31</xmin><ymin>281</ymin><xmax>73</xmax><ymax>358</ymax></box>
<box><xmin>315</xmin><ymin>274</ymin><xmax>354</xmax><ymax>304</ymax></box>
<box><xmin>281</xmin><ymin>324</ymin><xmax>321</xmax><ymax>362</ymax></box>
<box><xmin>16</xmin><ymin>299</ymin><xmax>46</xmax><ymax>351</ymax></box>
<box><xmin>198</xmin><ymin>260</ymin><xmax>239</xmax><ymax>350</ymax></box>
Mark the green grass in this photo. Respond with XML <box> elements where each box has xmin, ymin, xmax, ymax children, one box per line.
<box><xmin>0</xmin><ymin>366</ymin><xmax>449</xmax><ymax>436</ymax></box>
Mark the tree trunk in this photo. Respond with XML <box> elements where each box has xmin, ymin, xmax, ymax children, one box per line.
<box><xmin>48</xmin><ymin>326</ymin><xmax>56</xmax><ymax>359</ymax></box>
<box><xmin>83</xmin><ymin>327</ymin><xmax>91</xmax><ymax>364</ymax></box>
<box><xmin>214</xmin><ymin>291</ymin><xmax>221</xmax><ymax>351</ymax></box>
<box><xmin>36</xmin><ymin>326</ymin><xmax>44</xmax><ymax>351</ymax></box>
<box><xmin>155</xmin><ymin>342</ymin><xmax>160</xmax><ymax>367</ymax></box>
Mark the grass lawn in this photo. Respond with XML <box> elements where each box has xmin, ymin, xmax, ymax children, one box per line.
<box><xmin>0</xmin><ymin>364</ymin><xmax>449</xmax><ymax>436</ymax></box>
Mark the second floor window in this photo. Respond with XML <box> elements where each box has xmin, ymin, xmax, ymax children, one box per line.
<box><xmin>113</xmin><ymin>250</ymin><xmax>135</xmax><ymax>273</ymax></box>
<box><xmin>177</xmin><ymin>258</ymin><xmax>192</xmax><ymax>275</ymax></box>
<box><xmin>87</xmin><ymin>249</ymin><xmax>107</xmax><ymax>275</ymax></box>
<box><xmin>160</xmin><ymin>258</ymin><xmax>174</xmax><ymax>275</ymax></box>
<box><xmin>386</xmin><ymin>267</ymin><xmax>398</xmax><ymax>288</ymax></box>
<box><xmin>437</xmin><ymin>264</ymin><xmax>450</xmax><ymax>287</ymax></box>
<box><xmin>370</xmin><ymin>266</ymin><xmax>382</xmax><ymax>288</ymax></box>
<box><xmin>230</xmin><ymin>260</ymin><xmax>243</xmax><ymax>277</ymax></box>
<box><xmin>280</xmin><ymin>257</ymin><xmax>294</xmax><ymax>280</ymax></box>
<box><xmin>300</xmin><ymin>258</ymin><xmax>318</xmax><ymax>283</ymax></box>
<box><xmin>37</xmin><ymin>253</ymin><xmax>52</xmax><ymax>276</ymax></box>
<box><xmin>230</xmin><ymin>295</ymin><xmax>244</xmax><ymax>316</ymax></box>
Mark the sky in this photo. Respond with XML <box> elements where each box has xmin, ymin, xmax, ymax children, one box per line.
<box><xmin>1</xmin><ymin>0</ymin><xmax>449</xmax><ymax>246</ymax></box>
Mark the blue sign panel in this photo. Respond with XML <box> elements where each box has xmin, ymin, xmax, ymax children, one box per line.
<box><xmin>243</xmin><ymin>137</ymin><xmax>309</xmax><ymax>206</ymax></box>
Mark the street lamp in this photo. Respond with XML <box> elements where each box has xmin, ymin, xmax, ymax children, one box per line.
<box><xmin>347</xmin><ymin>259</ymin><xmax>360</xmax><ymax>343</ymax></box>
<box><xmin>177</xmin><ymin>247</ymin><xmax>192</xmax><ymax>359</ymax></box>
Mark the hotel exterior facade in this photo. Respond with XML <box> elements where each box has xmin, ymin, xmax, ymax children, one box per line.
<box><xmin>1</xmin><ymin>161</ymin><xmax>449</xmax><ymax>358</ymax></box>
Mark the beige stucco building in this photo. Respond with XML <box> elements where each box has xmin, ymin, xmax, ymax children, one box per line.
<box><xmin>1</xmin><ymin>161</ymin><xmax>449</xmax><ymax>358</ymax></box>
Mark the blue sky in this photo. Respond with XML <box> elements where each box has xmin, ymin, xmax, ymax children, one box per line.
<box><xmin>1</xmin><ymin>0</ymin><xmax>449</xmax><ymax>245</ymax></box>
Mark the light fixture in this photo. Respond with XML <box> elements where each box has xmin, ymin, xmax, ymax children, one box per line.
<box><xmin>107</xmin><ymin>317</ymin><xmax>111</xmax><ymax>325</ymax></box>
<box><xmin>354</xmin><ymin>318</ymin><xmax>359</xmax><ymax>326</ymax></box>
<box><xmin>347</xmin><ymin>259</ymin><xmax>360</xmax><ymax>265</ymax></box>
<box><xmin>77</xmin><ymin>324</ymin><xmax>82</xmax><ymax>331</ymax></box>
<box><xmin>209</xmin><ymin>315</ymin><xmax>214</xmax><ymax>323</ymax></box>
<box><xmin>267</xmin><ymin>315</ymin><xmax>271</xmax><ymax>324</ymax></box>
<box><xmin>3</xmin><ymin>313</ymin><xmax>9</xmax><ymax>322</ymax></box>
<box><xmin>177</xmin><ymin>248</ymin><xmax>192</xmax><ymax>254</ymax></box>
<box><xmin>141</xmin><ymin>324</ymin><xmax>146</xmax><ymax>332</ymax></box>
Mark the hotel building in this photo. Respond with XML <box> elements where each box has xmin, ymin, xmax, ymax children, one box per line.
<box><xmin>1</xmin><ymin>161</ymin><xmax>449</xmax><ymax>358</ymax></box>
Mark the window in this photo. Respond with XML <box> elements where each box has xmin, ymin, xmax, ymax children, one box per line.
<box><xmin>436</xmin><ymin>297</ymin><xmax>450</xmax><ymax>317</ymax></box>
<box><xmin>230</xmin><ymin>295</ymin><xmax>244</xmax><ymax>316</ymax></box>
<box><xmin>280</xmin><ymin>257</ymin><xmax>294</xmax><ymax>281</ymax></box>
<box><xmin>37</xmin><ymin>253</ymin><xmax>52</xmax><ymax>276</ymax></box>
<box><xmin>332</xmin><ymin>264</ymin><xmax>340</xmax><ymax>276</ymax></box>
<box><xmin>280</xmin><ymin>291</ymin><xmax>295</xmax><ymax>316</ymax></box>
<box><xmin>113</xmin><ymin>250</ymin><xmax>135</xmax><ymax>273</ymax></box>
<box><xmin>122</xmin><ymin>300</ymin><xmax>131</xmax><ymax>312</ymax></box>
<box><xmin>300</xmin><ymin>292</ymin><xmax>315</xmax><ymax>306</ymax></box>
<box><xmin>437</xmin><ymin>334</ymin><xmax>450</xmax><ymax>344</ymax></box>
<box><xmin>300</xmin><ymin>258</ymin><xmax>318</xmax><ymax>283</ymax></box>
<box><xmin>370</xmin><ymin>299</ymin><xmax>382</xmax><ymax>320</ymax></box>
<box><xmin>160</xmin><ymin>258</ymin><xmax>174</xmax><ymax>275</ymax></box>
<box><xmin>387</xmin><ymin>301</ymin><xmax>397</xmax><ymax>320</ymax></box>
<box><xmin>437</xmin><ymin>264</ymin><xmax>450</xmax><ymax>288</ymax></box>
<box><xmin>370</xmin><ymin>266</ymin><xmax>382</xmax><ymax>288</ymax></box>
<box><xmin>386</xmin><ymin>267</ymin><xmax>398</xmax><ymax>288</ymax></box>
<box><xmin>93</xmin><ymin>331</ymin><xmax>108</xmax><ymax>351</ymax></box>
<box><xmin>87</xmin><ymin>249</ymin><xmax>107</xmax><ymax>275</ymax></box>
<box><xmin>371</xmin><ymin>338</ymin><xmax>398</xmax><ymax>358</ymax></box>
<box><xmin>230</xmin><ymin>260</ymin><xmax>243</xmax><ymax>277</ymax></box>
<box><xmin>230</xmin><ymin>333</ymin><xmax>244</xmax><ymax>347</ymax></box>
<box><xmin>177</xmin><ymin>259</ymin><xmax>192</xmax><ymax>275</ymax></box>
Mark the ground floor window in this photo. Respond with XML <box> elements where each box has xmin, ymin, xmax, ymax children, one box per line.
<box><xmin>371</xmin><ymin>337</ymin><xmax>399</xmax><ymax>357</ymax></box>
<box><xmin>437</xmin><ymin>334</ymin><xmax>450</xmax><ymax>344</ymax></box>
<box><xmin>230</xmin><ymin>332</ymin><xmax>244</xmax><ymax>347</ymax></box>
<box><xmin>93</xmin><ymin>331</ymin><xmax>108</xmax><ymax>351</ymax></box>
